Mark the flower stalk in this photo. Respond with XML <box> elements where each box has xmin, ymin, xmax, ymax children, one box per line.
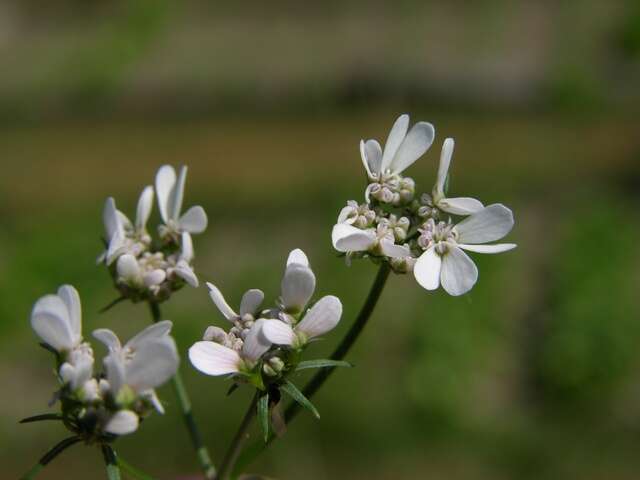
<box><xmin>148</xmin><ymin>301</ymin><xmax>216</xmax><ymax>479</ymax></box>
<box><xmin>102</xmin><ymin>445</ymin><xmax>122</xmax><ymax>480</ymax></box>
<box><xmin>21</xmin><ymin>436</ymin><xmax>82</xmax><ymax>480</ymax></box>
<box><xmin>216</xmin><ymin>392</ymin><xmax>259</xmax><ymax>480</ymax></box>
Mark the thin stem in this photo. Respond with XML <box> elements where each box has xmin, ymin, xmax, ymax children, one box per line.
<box><xmin>118</xmin><ymin>456</ymin><xmax>158</xmax><ymax>480</ymax></box>
<box><xmin>21</xmin><ymin>436</ymin><xmax>82</xmax><ymax>480</ymax></box>
<box><xmin>285</xmin><ymin>261</ymin><xmax>391</xmax><ymax>422</ymax></box>
<box><xmin>102</xmin><ymin>445</ymin><xmax>121</xmax><ymax>480</ymax></box>
<box><xmin>216</xmin><ymin>392</ymin><xmax>259</xmax><ymax>480</ymax></box>
<box><xmin>230</xmin><ymin>262</ymin><xmax>392</xmax><ymax>477</ymax></box>
<box><xmin>148</xmin><ymin>301</ymin><xmax>216</xmax><ymax>479</ymax></box>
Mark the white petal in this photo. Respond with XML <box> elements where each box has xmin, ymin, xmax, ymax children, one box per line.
<box><xmin>390</xmin><ymin>121</ymin><xmax>435</xmax><ymax>174</ymax></box>
<box><xmin>331</xmin><ymin>223</ymin><xmax>375</xmax><ymax>252</ymax></box>
<box><xmin>174</xmin><ymin>261</ymin><xmax>199</xmax><ymax>287</ymax></box>
<box><xmin>103</xmin><ymin>197</ymin><xmax>121</xmax><ymax>239</ymax></box>
<box><xmin>105</xmin><ymin>410</ymin><xmax>139</xmax><ymax>436</ymax></box>
<box><xmin>92</xmin><ymin>328</ymin><xmax>122</xmax><ymax>351</ymax></box>
<box><xmin>206</xmin><ymin>282</ymin><xmax>237</xmax><ymax>320</ymax></box>
<box><xmin>240</xmin><ymin>289</ymin><xmax>265</xmax><ymax>316</ymax></box>
<box><xmin>135</xmin><ymin>186</ymin><xmax>154</xmax><ymax>232</ymax></box>
<box><xmin>57</xmin><ymin>285</ymin><xmax>82</xmax><ymax>341</ymax></box>
<box><xmin>170</xmin><ymin>166</ymin><xmax>187</xmax><ymax>221</ymax></box>
<box><xmin>126</xmin><ymin>320</ymin><xmax>173</xmax><ymax>351</ymax></box>
<box><xmin>241</xmin><ymin>319</ymin><xmax>272</xmax><ymax>362</ymax></box>
<box><xmin>379</xmin><ymin>240</ymin><xmax>411</xmax><ymax>258</ymax></box>
<box><xmin>380</xmin><ymin>114</ymin><xmax>409</xmax><ymax>172</ymax></box>
<box><xmin>296</xmin><ymin>295</ymin><xmax>342</xmax><ymax>339</ymax></box>
<box><xmin>281</xmin><ymin>264</ymin><xmax>316</xmax><ymax>312</ymax></box>
<box><xmin>178</xmin><ymin>206</ymin><xmax>208</xmax><ymax>234</ymax></box>
<box><xmin>438</xmin><ymin>196</ymin><xmax>484</xmax><ymax>215</ymax></box>
<box><xmin>440</xmin><ymin>246</ymin><xmax>478</xmax><ymax>296</ymax></box>
<box><xmin>435</xmin><ymin>138</ymin><xmax>454</xmax><ymax>197</ymax></box>
<box><xmin>180</xmin><ymin>232</ymin><xmax>194</xmax><ymax>262</ymax></box>
<box><xmin>104</xmin><ymin>353</ymin><xmax>126</xmax><ymax>395</ymax></box>
<box><xmin>126</xmin><ymin>338</ymin><xmax>179</xmax><ymax>391</ymax></box>
<box><xmin>117</xmin><ymin>254</ymin><xmax>141</xmax><ymax>281</ymax></box>
<box><xmin>31</xmin><ymin>297</ymin><xmax>74</xmax><ymax>351</ymax></box>
<box><xmin>286</xmin><ymin>248</ymin><xmax>309</xmax><ymax>268</ymax></box>
<box><xmin>261</xmin><ymin>320</ymin><xmax>296</xmax><ymax>346</ymax></box>
<box><xmin>203</xmin><ymin>326</ymin><xmax>227</xmax><ymax>342</ymax></box>
<box><xmin>360</xmin><ymin>139</ymin><xmax>382</xmax><ymax>177</ymax></box>
<box><xmin>144</xmin><ymin>269</ymin><xmax>166</xmax><ymax>287</ymax></box>
<box><xmin>106</xmin><ymin>229</ymin><xmax>128</xmax><ymax>266</ymax></box>
<box><xmin>455</xmin><ymin>204</ymin><xmax>515</xmax><ymax>244</ymax></box>
<box><xmin>141</xmin><ymin>389</ymin><xmax>165</xmax><ymax>414</ymax></box>
<box><xmin>155</xmin><ymin>165</ymin><xmax>176</xmax><ymax>223</ymax></box>
<box><xmin>458</xmin><ymin>243</ymin><xmax>517</xmax><ymax>254</ymax></box>
<box><xmin>189</xmin><ymin>341</ymin><xmax>242</xmax><ymax>376</ymax></box>
<box><xmin>413</xmin><ymin>247</ymin><xmax>442</xmax><ymax>291</ymax></box>
<box><xmin>337</xmin><ymin>205</ymin><xmax>354</xmax><ymax>224</ymax></box>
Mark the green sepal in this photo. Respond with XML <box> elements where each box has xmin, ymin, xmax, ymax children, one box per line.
<box><xmin>295</xmin><ymin>359</ymin><xmax>353</xmax><ymax>371</ymax></box>
<box><xmin>257</xmin><ymin>393</ymin><xmax>270</xmax><ymax>442</ymax></box>
<box><xmin>280</xmin><ymin>380</ymin><xmax>320</xmax><ymax>419</ymax></box>
<box><xmin>20</xmin><ymin>413</ymin><xmax>63</xmax><ymax>424</ymax></box>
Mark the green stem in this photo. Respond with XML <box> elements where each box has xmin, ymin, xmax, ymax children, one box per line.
<box><xmin>117</xmin><ymin>456</ymin><xmax>158</xmax><ymax>480</ymax></box>
<box><xmin>102</xmin><ymin>445</ymin><xmax>121</xmax><ymax>480</ymax></box>
<box><xmin>21</xmin><ymin>436</ymin><xmax>82</xmax><ymax>480</ymax></box>
<box><xmin>284</xmin><ymin>262</ymin><xmax>391</xmax><ymax>422</ymax></box>
<box><xmin>216</xmin><ymin>392</ymin><xmax>259</xmax><ymax>480</ymax></box>
<box><xmin>148</xmin><ymin>301</ymin><xmax>216</xmax><ymax>479</ymax></box>
<box><xmin>232</xmin><ymin>262</ymin><xmax>392</xmax><ymax>476</ymax></box>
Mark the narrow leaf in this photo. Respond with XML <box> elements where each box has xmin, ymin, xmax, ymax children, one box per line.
<box><xmin>20</xmin><ymin>413</ymin><xmax>63</xmax><ymax>424</ymax></box>
<box><xmin>280</xmin><ymin>380</ymin><xmax>320</xmax><ymax>419</ymax></box>
<box><xmin>295</xmin><ymin>359</ymin><xmax>353</xmax><ymax>371</ymax></box>
<box><xmin>257</xmin><ymin>393</ymin><xmax>270</xmax><ymax>442</ymax></box>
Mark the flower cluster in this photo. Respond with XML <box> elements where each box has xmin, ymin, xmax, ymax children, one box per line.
<box><xmin>332</xmin><ymin>115</ymin><xmax>516</xmax><ymax>296</ymax></box>
<box><xmin>99</xmin><ymin>165</ymin><xmax>208</xmax><ymax>302</ymax></box>
<box><xmin>29</xmin><ymin>285</ymin><xmax>179</xmax><ymax>439</ymax></box>
<box><xmin>189</xmin><ymin>249</ymin><xmax>343</xmax><ymax>419</ymax></box>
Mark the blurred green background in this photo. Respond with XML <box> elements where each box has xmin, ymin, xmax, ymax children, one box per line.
<box><xmin>2</xmin><ymin>1</ymin><xmax>640</xmax><ymax>479</ymax></box>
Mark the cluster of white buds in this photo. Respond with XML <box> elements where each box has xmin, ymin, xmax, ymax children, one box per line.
<box><xmin>189</xmin><ymin>249</ymin><xmax>342</xmax><ymax>388</ymax></box>
<box><xmin>28</xmin><ymin>285</ymin><xmax>179</xmax><ymax>440</ymax></box>
<box><xmin>332</xmin><ymin>115</ymin><xmax>517</xmax><ymax>296</ymax></box>
<box><xmin>99</xmin><ymin>165</ymin><xmax>207</xmax><ymax>302</ymax></box>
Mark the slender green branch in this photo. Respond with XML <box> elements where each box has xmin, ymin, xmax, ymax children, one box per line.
<box><xmin>102</xmin><ymin>445</ymin><xmax>121</xmax><ymax>480</ymax></box>
<box><xmin>148</xmin><ymin>301</ymin><xmax>216</xmax><ymax>479</ymax></box>
<box><xmin>20</xmin><ymin>436</ymin><xmax>82</xmax><ymax>480</ymax></box>
<box><xmin>117</xmin><ymin>456</ymin><xmax>158</xmax><ymax>480</ymax></box>
<box><xmin>231</xmin><ymin>262</ymin><xmax>392</xmax><ymax>477</ymax></box>
<box><xmin>216</xmin><ymin>392</ymin><xmax>259</xmax><ymax>480</ymax></box>
<box><xmin>285</xmin><ymin>262</ymin><xmax>391</xmax><ymax>422</ymax></box>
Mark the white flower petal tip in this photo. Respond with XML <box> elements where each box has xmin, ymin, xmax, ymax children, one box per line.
<box><xmin>414</xmin><ymin>248</ymin><xmax>442</xmax><ymax>291</ymax></box>
<box><xmin>297</xmin><ymin>295</ymin><xmax>343</xmax><ymax>339</ymax></box>
<box><xmin>380</xmin><ymin>241</ymin><xmax>411</xmax><ymax>259</ymax></box>
<box><xmin>440</xmin><ymin>247</ymin><xmax>478</xmax><ymax>296</ymax></box>
<box><xmin>105</xmin><ymin>410</ymin><xmax>139</xmax><ymax>436</ymax></box>
<box><xmin>281</xmin><ymin>264</ymin><xmax>316</xmax><ymax>312</ymax></box>
<box><xmin>92</xmin><ymin>328</ymin><xmax>121</xmax><ymax>351</ymax></box>
<box><xmin>262</xmin><ymin>320</ymin><xmax>296</xmax><ymax>346</ymax></box>
<box><xmin>189</xmin><ymin>341</ymin><xmax>242</xmax><ymax>376</ymax></box>
<box><xmin>435</xmin><ymin>138</ymin><xmax>455</xmax><ymax>196</ymax></box>
<box><xmin>390</xmin><ymin>121</ymin><xmax>435</xmax><ymax>174</ymax></box>
<box><xmin>455</xmin><ymin>204</ymin><xmax>515</xmax><ymax>244</ymax></box>
<box><xmin>286</xmin><ymin>248</ymin><xmax>310</xmax><ymax>267</ymax></box>
<box><xmin>155</xmin><ymin>165</ymin><xmax>177</xmax><ymax>223</ymax></box>
<box><xmin>136</xmin><ymin>186</ymin><xmax>154</xmax><ymax>232</ymax></box>
<box><xmin>175</xmin><ymin>261</ymin><xmax>199</xmax><ymax>287</ymax></box>
<box><xmin>30</xmin><ymin>286</ymin><xmax>82</xmax><ymax>352</ymax></box>
<box><xmin>126</xmin><ymin>338</ymin><xmax>179</xmax><ymax>391</ymax></box>
<box><xmin>240</xmin><ymin>289</ymin><xmax>265</xmax><ymax>316</ymax></box>
<box><xmin>458</xmin><ymin>243</ymin><xmax>517</xmax><ymax>254</ymax></box>
<box><xmin>331</xmin><ymin>224</ymin><xmax>374</xmax><ymax>253</ymax></box>
<box><xmin>179</xmin><ymin>206</ymin><xmax>208</xmax><ymax>234</ymax></box>
<box><xmin>438</xmin><ymin>197</ymin><xmax>485</xmax><ymax>216</ymax></box>
<box><xmin>206</xmin><ymin>282</ymin><xmax>237</xmax><ymax>320</ymax></box>
<box><xmin>241</xmin><ymin>319</ymin><xmax>272</xmax><ymax>362</ymax></box>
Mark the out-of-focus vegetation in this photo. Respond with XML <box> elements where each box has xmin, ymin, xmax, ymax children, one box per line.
<box><xmin>1</xmin><ymin>2</ymin><xmax>640</xmax><ymax>479</ymax></box>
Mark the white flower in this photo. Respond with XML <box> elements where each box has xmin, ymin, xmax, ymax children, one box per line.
<box><xmin>262</xmin><ymin>295</ymin><xmax>342</xmax><ymax>349</ymax></box>
<box><xmin>59</xmin><ymin>344</ymin><xmax>95</xmax><ymax>396</ymax></box>
<box><xmin>30</xmin><ymin>285</ymin><xmax>83</xmax><ymax>353</ymax></box>
<box><xmin>360</xmin><ymin>114</ymin><xmax>435</xmax><ymax>180</ymax></box>
<box><xmin>206</xmin><ymin>282</ymin><xmax>264</xmax><ymax>334</ymax></box>
<box><xmin>155</xmin><ymin>165</ymin><xmax>208</xmax><ymax>238</ymax></box>
<box><xmin>189</xmin><ymin>319</ymin><xmax>272</xmax><ymax>377</ymax></box>
<box><xmin>94</xmin><ymin>321</ymin><xmax>179</xmax><ymax>420</ymax></box>
<box><xmin>101</xmin><ymin>186</ymin><xmax>154</xmax><ymax>265</ymax></box>
<box><xmin>413</xmin><ymin>204</ymin><xmax>516</xmax><ymax>296</ymax></box>
<box><xmin>117</xmin><ymin>253</ymin><xmax>167</xmax><ymax>291</ymax></box>
<box><xmin>331</xmin><ymin>223</ymin><xmax>411</xmax><ymax>259</ymax></box>
<box><xmin>105</xmin><ymin>410</ymin><xmax>140</xmax><ymax>436</ymax></box>
<box><xmin>430</xmin><ymin>138</ymin><xmax>484</xmax><ymax>215</ymax></box>
<box><xmin>166</xmin><ymin>232</ymin><xmax>199</xmax><ymax>287</ymax></box>
<box><xmin>279</xmin><ymin>249</ymin><xmax>316</xmax><ymax>315</ymax></box>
